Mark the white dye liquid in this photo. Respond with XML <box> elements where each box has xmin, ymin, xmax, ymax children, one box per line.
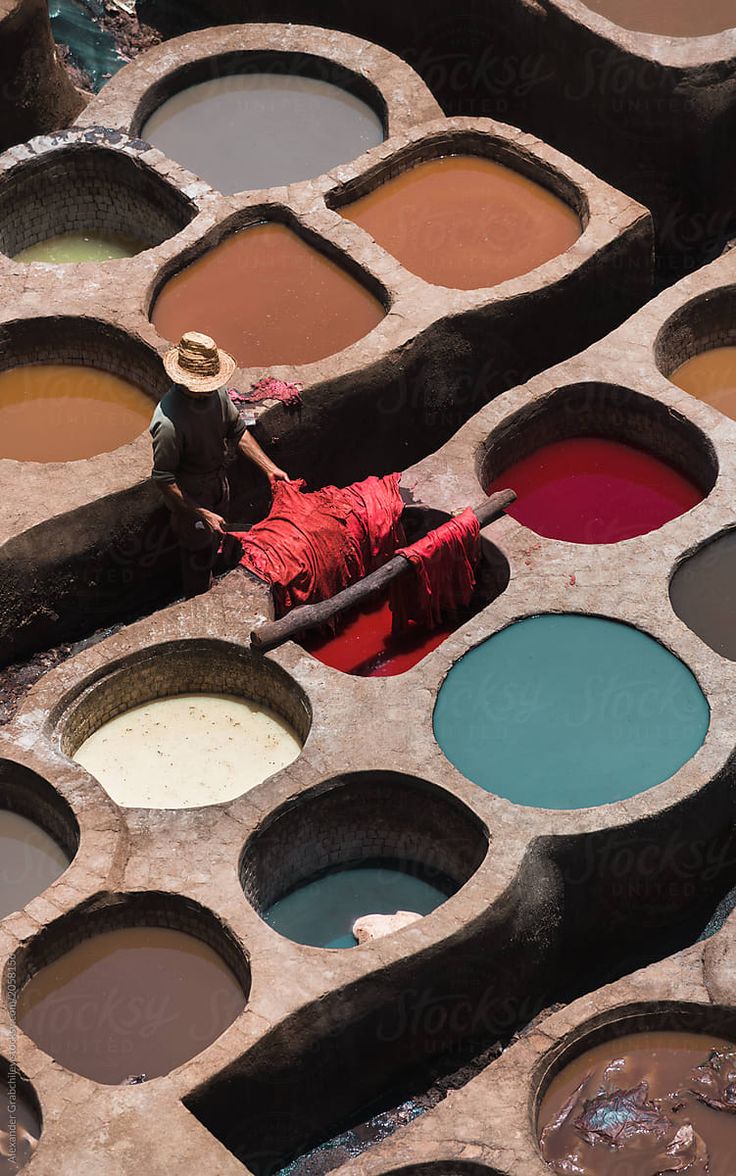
<box><xmin>74</xmin><ymin>693</ymin><xmax>302</xmax><ymax>809</ymax></box>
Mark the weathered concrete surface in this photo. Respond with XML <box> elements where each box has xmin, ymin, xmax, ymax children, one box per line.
<box><xmin>3</xmin><ymin>247</ymin><xmax>736</xmax><ymax>1171</ymax></box>
<box><xmin>133</xmin><ymin>1</ymin><xmax>736</xmax><ymax>280</ymax></box>
<box><xmin>0</xmin><ymin>53</ymin><xmax>652</xmax><ymax>663</ymax></box>
<box><xmin>0</xmin><ymin>0</ymin><xmax>84</xmax><ymax>151</ymax></box>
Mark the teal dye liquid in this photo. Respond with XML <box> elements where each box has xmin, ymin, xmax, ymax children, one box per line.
<box><xmin>49</xmin><ymin>0</ymin><xmax>126</xmax><ymax>91</ymax></box>
<box><xmin>433</xmin><ymin>614</ymin><xmax>709</xmax><ymax>810</ymax></box>
<box><xmin>264</xmin><ymin>861</ymin><xmax>455</xmax><ymax>949</ymax></box>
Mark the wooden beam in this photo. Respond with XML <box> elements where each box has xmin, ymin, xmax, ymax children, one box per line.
<box><xmin>250</xmin><ymin>489</ymin><xmax>516</xmax><ymax>653</ymax></box>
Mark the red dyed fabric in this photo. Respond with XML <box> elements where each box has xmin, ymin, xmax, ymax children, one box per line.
<box><xmin>390</xmin><ymin>507</ymin><xmax>480</xmax><ymax>634</ymax></box>
<box><xmin>232</xmin><ymin>475</ymin><xmax>404</xmax><ymax>617</ymax></box>
<box><xmin>229</xmin><ymin>377</ymin><xmax>303</xmax><ymax>409</ymax></box>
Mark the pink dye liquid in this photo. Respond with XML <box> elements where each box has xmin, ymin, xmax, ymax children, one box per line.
<box><xmin>486</xmin><ymin>437</ymin><xmax>702</xmax><ymax>543</ymax></box>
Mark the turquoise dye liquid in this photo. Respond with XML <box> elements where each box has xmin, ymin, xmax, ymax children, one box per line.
<box><xmin>49</xmin><ymin>0</ymin><xmax>126</xmax><ymax>91</ymax></box>
<box><xmin>264</xmin><ymin>861</ymin><xmax>455</xmax><ymax>949</ymax></box>
<box><xmin>433</xmin><ymin>614</ymin><xmax>709</xmax><ymax>810</ymax></box>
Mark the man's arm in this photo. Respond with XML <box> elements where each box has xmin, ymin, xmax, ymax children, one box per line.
<box><xmin>156</xmin><ymin>480</ymin><xmax>226</xmax><ymax>535</ymax></box>
<box><xmin>238</xmin><ymin>429</ymin><xmax>291</xmax><ymax>483</ymax></box>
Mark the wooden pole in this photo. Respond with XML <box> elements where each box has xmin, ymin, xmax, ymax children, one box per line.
<box><xmin>250</xmin><ymin>489</ymin><xmax>516</xmax><ymax>653</ymax></box>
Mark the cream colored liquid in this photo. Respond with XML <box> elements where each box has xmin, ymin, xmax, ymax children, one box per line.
<box><xmin>74</xmin><ymin>693</ymin><xmax>302</xmax><ymax>809</ymax></box>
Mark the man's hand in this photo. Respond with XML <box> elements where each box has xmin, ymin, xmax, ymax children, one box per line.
<box><xmin>268</xmin><ymin>467</ymin><xmax>292</xmax><ymax>484</ymax></box>
<box><xmin>195</xmin><ymin>508</ymin><xmax>226</xmax><ymax>535</ymax></box>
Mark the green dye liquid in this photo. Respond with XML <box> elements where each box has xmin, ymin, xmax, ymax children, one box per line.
<box><xmin>264</xmin><ymin>862</ymin><xmax>455</xmax><ymax>949</ymax></box>
<box><xmin>14</xmin><ymin>232</ymin><xmax>146</xmax><ymax>264</ymax></box>
<box><xmin>433</xmin><ymin>614</ymin><xmax>709</xmax><ymax>810</ymax></box>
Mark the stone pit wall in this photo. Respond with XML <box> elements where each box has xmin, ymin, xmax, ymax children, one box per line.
<box><xmin>0</xmin><ymin>27</ymin><xmax>653</xmax><ymax>663</ymax></box>
<box><xmin>0</xmin><ymin>16</ymin><xmax>731</xmax><ymax>1176</ymax></box>
<box><xmin>133</xmin><ymin>0</ymin><xmax>736</xmax><ymax>280</ymax></box>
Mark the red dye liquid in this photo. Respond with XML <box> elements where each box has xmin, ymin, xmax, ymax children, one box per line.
<box><xmin>486</xmin><ymin>437</ymin><xmax>702</xmax><ymax>544</ymax></box>
<box><xmin>302</xmin><ymin>593</ymin><xmax>460</xmax><ymax>677</ymax></box>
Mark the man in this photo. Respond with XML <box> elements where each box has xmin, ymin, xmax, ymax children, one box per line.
<box><xmin>150</xmin><ymin>331</ymin><xmax>290</xmax><ymax>597</ymax></box>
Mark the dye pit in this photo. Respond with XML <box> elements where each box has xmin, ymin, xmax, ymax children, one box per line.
<box><xmin>341</xmin><ymin>155</ymin><xmax>581</xmax><ymax>290</ymax></box>
<box><xmin>538</xmin><ymin>1030</ymin><xmax>736</xmax><ymax>1175</ymax></box>
<box><xmin>142</xmin><ymin>74</ymin><xmax>384</xmax><ymax>195</ymax></box>
<box><xmin>670</xmin><ymin>530</ymin><xmax>736</xmax><ymax>661</ymax></box>
<box><xmin>74</xmin><ymin>693</ymin><xmax>303</xmax><ymax>808</ymax></box>
<box><xmin>264</xmin><ymin>860</ymin><xmax>456</xmax><ymax>949</ymax></box>
<box><xmin>14</xmin><ymin>230</ymin><xmax>147</xmax><ymax>263</ymax></box>
<box><xmin>0</xmin><ymin>811</ymin><xmax>70</xmax><ymax>919</ymax></box>
<box><xmin>151</xmin><ymin>222</ymin><xmax>385</xmax><ymax>368</ymax></box>
<box><xmin>1</xmin><ymin>9</ymin><xmax>733</xmax><ymax>1176</ymax></box>
<box><xmin>671</xmin><ymin>346</ymin><xmax>736</xmax><ymax>423</ymax></box>
<box><xmin>0</xmin><ymin>364</ymin><xmax>154</xmax><ymax>462</ymax></box>
<box><xmin>17</xmin><ymin>925</ymin><xmax>247</xmax><ymax>1084</ymax></box>
<box><xmin>485</xmin><ymin>436</ymin><xmax>703</xmax><ymax>543</ymax></box>
<box><xmin>302</xmin><ymin>591</ymin><xmax>488</xmax><ymax>677</ymax></box>
<box><xmin>579</xmin><ymin>0</ymin><xmax>735</xmax><ymax>37</ymax></box>
<box><xmin>433</xmin><ymin>614</ymin><xmax>710</xmax><ymax>809</ymax></box>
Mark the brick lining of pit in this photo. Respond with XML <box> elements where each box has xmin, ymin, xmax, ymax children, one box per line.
<box><xmin>7</xmin><ymin>889</ymin><xmax>251</xmax><ymax>998</ymax></box>
<box><xmin>0</xmin><ymin>758</ymin><xmax>79</xmax><ymax>865</ymax></box>
<box><xmin>239</xmin><ymin>770</ymin><xmax>488</xmax><ymax>917</ymax></box>
<box><xmin>0</xmin><ymin>314</ymin><xmax>166</xmax><ymax>411</ymax></box>
<box><xmin>54</xmin><ymin>638</ymin><xmax>311</xmax><ymax>760</ymax></box>
<box><xmin>476</xmin><ymin>381</ymin><xmax>718</xmax><ymax>499</ymax></box>
<box><xmin>0</xmin><ymin>136</ymin><xmax>196</xmax><ymax>262</ymax></box>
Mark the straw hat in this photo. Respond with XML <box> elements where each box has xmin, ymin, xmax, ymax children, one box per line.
<box><xmin>163</xmin><ymin>331</ymin><xmax>236</xmax><ymax>392</ymax></box>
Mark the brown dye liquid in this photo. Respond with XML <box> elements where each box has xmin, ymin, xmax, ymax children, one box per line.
<box><xmin>670</xmin><ymin>530</ymin><xmax>736</xmax><ymax>661</ymax></box>
<box><xmin>581</xmin><ymin>0</ymin><xmax>734</xmax><ymax>37</ymax></box>
<box><xmin>17</xmin><ymin>926</ymin><xmax>247</xmax><ymax>1084</ymax></box>
<box><xmin>0</xmin><ymin>1076</ymin><xmax>39</xmax><ymax>1172</ymax></box>
<box><xmin>671</xmin><ymin>346</ymin><xmax>736</xmax><ymax>422</ymax></box>
<box><xmin>151</xmin><ymin>222</ymin><xmax>385</xmax><ymax>368</ymax></box>
<box><xmin>340</xmin><ymin>155</ymin><xmax>581</xmax><ymax>290</ymax></box>
<box><xmin>0</xmin><ymin>811</ymin><xmax>70</xmax><ymax>920</ymax></box>
<box><xmin>538</xmin><ymin>1030</ymin><xmax>736</xmax><ymax>1175</ymax></box>
<box><xmin>0</xmin><ymin>365</ymin><xmax>154</xmax><ymax>462</ymax></box>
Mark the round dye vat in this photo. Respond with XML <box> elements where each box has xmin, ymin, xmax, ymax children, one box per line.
<box><xmin>14</xmin><ymin>231</ymin><xmax>147</xmax><ymax>264</ymax></box>
<box><xmin>0</xmin><ymin>365</ymin><xmax>153</xmax><ymax>462</ymax></box>
<box><xmin>670</xmin><ymin>531</ymin><xmax>736</xmax><ymax>661</ymax></box>
<box><xmin>302</xmin><ymin>593</ymin><xmax>472</xmax><ymax>677</ymax></box>
<box><xmin>580</xmin><ymin>0</ymin><xmax>734</xmax><ymax>36</ymax></box>
<box><xmin>141</xmin><ymin>73</ymin><xmax>384</xmax><ymax>195</ymax></box>
<box><xmin>264</xmin><ymin>860</ymin><xmax>455</xmax><ymax>948</ymax></box>
<box><xmin>485</xmin><ymin>437</ymin><xmax>702</xmax><ymax>543</ymax></box>
<box><xmin>538</xmin><ymin>1030</ymin><xmax>736</xmax><ymax>1176</ymax></box>
<box><xmin>671</xmin><ymin>347</ymin><xmax>736</xmax><ymax>423</ymax></box>
<box><xmin>17</xmin><ymin>926</ymin><xmax>247</xmax><ymax>1084</ymax></box>
<box><xmin>433</xmin><ymin>614</ymin><xmax>709</xmax><ymax>809</ymax></box>
<box><xmin>151</xmin><ymin>222</ymin><xmax>385</xmax><ymax>368</ymax></box>
<box><xmin>0</xmin><ymin>812</ymin><xmax>70</xmax><ymax>920</ymax></box>
<box><xmin>0</xmin><ymin>1073</ymin><xmax>39</xmax><ymax>1172</ymax></box>
<box><xmin>73</xmin><ymin>693</ymin><xmax>302</xmax><ymax>809</ymax></box>
<box><xmin>340</xmin><ymin>155</ymin><xmax>580</xmax><ymax>290</ymax></box>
